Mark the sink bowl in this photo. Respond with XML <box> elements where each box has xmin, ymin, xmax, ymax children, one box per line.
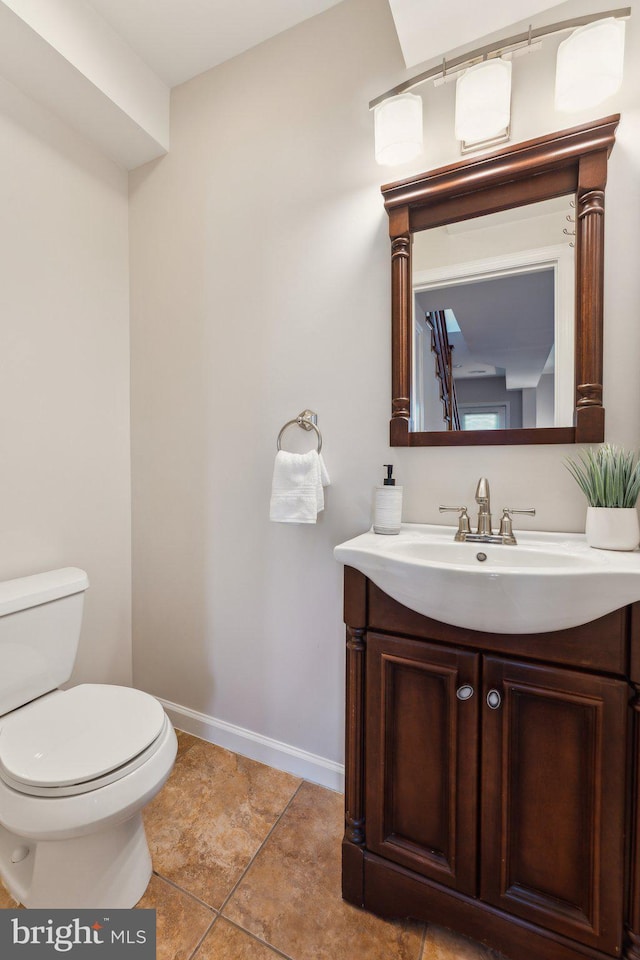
<box><xmin>334</xmin><ymin>524</ymin><xmax>640</xmax><ymax>634</ymax></box>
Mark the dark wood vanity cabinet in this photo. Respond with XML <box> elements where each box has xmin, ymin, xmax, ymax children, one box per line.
<box><xmin>342</xmin><ymin>567</ymin><xmax>640</xmax><ymax>960</ymax></box>
<box><xmin>365</xmin><ymin>633</ymin><xmax>480</xmax><ymax>896</ymax></box>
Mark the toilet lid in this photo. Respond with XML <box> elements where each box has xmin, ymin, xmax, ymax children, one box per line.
<box><xmin>0</xmin><ymin>684</ymin><xmax>165</xmax><ymax>789</ymax></box>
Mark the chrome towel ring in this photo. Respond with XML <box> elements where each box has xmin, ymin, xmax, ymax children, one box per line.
<box><xmin>277</xmin><ymin>409</ymin><xmax>322</xmax><ymax>454</ymax></box>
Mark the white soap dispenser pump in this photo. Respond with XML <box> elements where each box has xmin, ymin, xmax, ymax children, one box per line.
<box><xmin>373</xmin><ymin>464</ymin><xmax>403</xmax><ymax>535</ymax></box>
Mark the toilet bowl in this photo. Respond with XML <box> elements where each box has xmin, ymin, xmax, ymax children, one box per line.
<box><xmin>0</xmin><ymin>569</ymin><xmax>177</xmax><ymax>908</ymax></box>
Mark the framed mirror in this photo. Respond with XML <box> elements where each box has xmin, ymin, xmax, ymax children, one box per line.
<box><xmin>383</xmin><ymin>115</ymin><xmax>619</xmax><ymax>446</ymax></box>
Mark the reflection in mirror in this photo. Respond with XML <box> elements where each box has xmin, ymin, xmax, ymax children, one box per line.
<box><xmin>411</xmin><ymin>197</ymin><xmax>575</xmax><ymax>433</ymax></box>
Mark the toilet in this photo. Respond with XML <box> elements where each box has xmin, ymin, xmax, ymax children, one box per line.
<box><xmin>0</xmin><ymin>567</ymin><xmax>177</xmax><ymax>908</ymax></box>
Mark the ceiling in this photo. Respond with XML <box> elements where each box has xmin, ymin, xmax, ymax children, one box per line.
<box><xmin>85</xmin><ymin>0</ymin><xmax>344</xmax><ymax>87</ymax></box>
<box><xmin>84</xmin><ymin>0</ymin><xmax>567</xmax><ymax>88</ymax></box>
<box><xmin>0</xmin><ymin>0</ymin><xmax>573</xmax><ymax>169</ymax></box>
<box><xmin>388</xmin><ymin>0</ymin><xmax>563</xmax><ymax>68</ymax></box>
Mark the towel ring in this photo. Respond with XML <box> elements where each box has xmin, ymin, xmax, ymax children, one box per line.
<box><xmin>277</xmin><ymin>410</ymin><xmax>322</xmax><ymax>454</ymax></box>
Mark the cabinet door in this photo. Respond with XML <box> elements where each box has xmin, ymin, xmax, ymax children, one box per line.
<box><xmin>366</xmin><ymin>632</ymin><xmax>480</xmax><ymax>895</ymax></box>
<box><xmin>481</xmin><ymin>656</ymin><xmax>627</xmax><ymax>954</ymax></box>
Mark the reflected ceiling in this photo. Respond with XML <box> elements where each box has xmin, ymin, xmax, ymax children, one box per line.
<box><xmin>415</xmin><ymin>269</ymin><xmax>555</xmax><ymax>389</ymax></box>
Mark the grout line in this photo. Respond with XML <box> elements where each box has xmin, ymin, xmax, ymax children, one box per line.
<box><xmin>150</xmin><ymin>870</ymin><xmax>219</xmax><ymax>915</ymax></box>
<box><xmin>185</xmin><ymin>913</ymin><xmax>218</xmax><ymax>960</ymax></box>
<box><xmin>219</xmin><ymin>916</ymin><xmax>296</xmax><ymax>960</ymax></box>
<box><xmin>149</xmin><ymin>757</ymin><xmax>426</xmax><ymax>960</ymax></box>
<box><xmin>217</xmin><ymin>780</ymin><xmax>305</xmax><ymax>917</ymax></box>
<box><xmin>418</xmin><ymin>922</ymin><xmax>428</xmax><ymax>960</ymax></box>
<box><xmin>147</xmin><ymin>748</ymin><xmax>308</xmax><ymax>956</ymax></box>
<box><xmin>152</xmin><ymin>781</ymin><xmax>305</xmax><ymax>960</ymax></box>
<box><xmin>143</xmin><ymin>871</ymin><xmax>217</xmax><ymax>960</ymax></box>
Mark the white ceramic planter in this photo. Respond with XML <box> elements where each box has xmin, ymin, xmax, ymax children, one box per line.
<box><xmin>585</xmin><ymin>506</ymin><xmax>640</xmax><ymax>551</ymax></box>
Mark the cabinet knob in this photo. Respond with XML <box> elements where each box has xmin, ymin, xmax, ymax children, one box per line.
<box><xmin>486</xmin><ymin>689</ymin><xmax>502</xmax><ymax>709</ymax></box>
<box><xmin>456</xmin><ymin>684</ymin><xmax>474</xmax><ymax>701</ymax></box>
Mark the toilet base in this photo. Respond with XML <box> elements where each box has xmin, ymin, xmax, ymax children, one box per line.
<box><xmin>0</xmin><ymin>813</ymin><xmax>152</xmax><ymax>908</ymax></box>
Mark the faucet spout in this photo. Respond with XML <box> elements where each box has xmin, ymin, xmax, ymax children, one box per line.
<box><xmin>475</xmin><ymin>477</ymin><xmax>493</xmax><ymax>535</ymax></box>
<box><xmin>475</xmin><ymin>477</ymin><xmax>489</xmax><ymax>503</ymax></box>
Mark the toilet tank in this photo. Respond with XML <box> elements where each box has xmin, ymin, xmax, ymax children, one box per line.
<box><xmin>0</xmin><ymin>568</ymin><xmax>89</xmax><ymax>716</ymax></box>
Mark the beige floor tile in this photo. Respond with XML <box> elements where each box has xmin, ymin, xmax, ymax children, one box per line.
<box><xmin>175</xmin><ymin>729</ymin><xmax>201</xmax><ymax>760</ymax></box>
<box><xmin>421</xmin><ymin>925</ymin><xmax>501</xmax><ymax>960</ymax></box>
<box><xmin>194</xmin><ymin>918</ymin><xmax>285</xmax><ymax>959</ymax></box>
<box><xmin>224</xmin><ymin>781</ymin><xmax>424</xmax><ymax>960</ymax></box>
<box><xmin>0</xmin><ymin>879</ymin><xmax>21</xmax><ymax>908</ymax></box>
<box><xmin>136</xmin><ymin>874</ymin><xmax>215</xmax><ymax>960</ymax></box>
<box><xmin>144</xmin><ymin>740</ymin><xmax>301</xmax><ymax>910</ymax></box>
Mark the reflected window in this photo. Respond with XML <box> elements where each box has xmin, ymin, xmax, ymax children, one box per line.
<box><xmin>460</xmin><ymin>405</ymin><xmax>508</xmax><ymax>430</ymax></box>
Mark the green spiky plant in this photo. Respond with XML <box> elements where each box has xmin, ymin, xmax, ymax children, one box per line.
<box><xmin>565</xmin><ymin>444</ymin><xmax>640</xmax><ymax>508</ymax></box>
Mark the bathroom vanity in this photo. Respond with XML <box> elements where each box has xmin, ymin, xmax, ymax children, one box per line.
<box><xmin>341</xmin><ymin>111</ymin><xmax>635</xmax><ymax>957</ymax></box>
<box><xmin>340</xmin><ymin>558</ymin><xmax>640</xmax><ymax>960</ymax></box>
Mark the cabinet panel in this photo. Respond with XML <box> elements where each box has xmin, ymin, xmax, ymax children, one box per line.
<box><xmin>480</xmin><ymin>657</ymin><xmax>627</xmax><ymax>954</ymax></box>
<box><xmin>366</xmin><ymin>633</ymin><xmax>479</xmax><ymax>895</ymax></box>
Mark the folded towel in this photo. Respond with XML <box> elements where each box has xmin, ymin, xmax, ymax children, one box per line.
<box><xmin>270</xmin><ymin>450</ymin><xmax>331</xmax><ymax>523</ymax></box>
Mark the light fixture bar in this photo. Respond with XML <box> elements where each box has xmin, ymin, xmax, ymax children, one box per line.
<box><xmin>369</xmin><ymin>7</ymin><xmax>630</xmax><ymax>110</ymax></box>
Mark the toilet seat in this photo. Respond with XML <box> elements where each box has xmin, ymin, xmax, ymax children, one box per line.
<box><xmin>0</xmin><ymin>684</ymin><xmax>166</xmax><ymax>798</ymax></box>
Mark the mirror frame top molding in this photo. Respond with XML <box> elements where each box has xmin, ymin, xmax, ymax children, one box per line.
<box><xmin>383</xmin><ymin>114</ymin><xmax>619</xmax><ymax>447</ymax></box>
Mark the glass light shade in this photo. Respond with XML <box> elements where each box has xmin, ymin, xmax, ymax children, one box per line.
<box><xmin>374</xmin><ymin>93</ymin><xmax>423</xmax><ymax>166</ymax></box>
<box><xmin>455</xmin><ymin>59</ymin><xmax>512</xmax><ymax>144</ymax></box>
<box><xmin>555</xmin><ymin>18</ymin><xmax>625</xmax><ymax>112</ymax></box>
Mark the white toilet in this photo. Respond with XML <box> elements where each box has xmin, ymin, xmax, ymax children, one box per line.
<box><xmin>0</xmin><ymin>567</ymin><xmax>177</xmax><ymax>908</ymax></box>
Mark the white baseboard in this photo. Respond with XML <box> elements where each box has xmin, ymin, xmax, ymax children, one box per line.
<box><xmin>159</xmin><ymin>698</ymin><xmax>345</xmax><ymax>794</ymax></box>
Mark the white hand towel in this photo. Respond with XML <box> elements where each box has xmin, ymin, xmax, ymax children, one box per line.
<box><xmin>313</xmin><ymin>453</ymin><xmax>331</xmax><ymax>513</ymax></box>
<box><xmin>270</xmin><ymin>450</ymin><xmax>330</xmax><ymax>523</ymax></box>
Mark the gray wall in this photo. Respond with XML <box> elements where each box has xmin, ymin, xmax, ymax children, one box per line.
<box><xmin>129</xmin><ymin>0</ymin><xmax>640</xmax><ymax>778</ymax></box>
<box><xmin>0</xmin><ymin>74</ymin><xmax>132</xmax><ymax>686</ymax></box>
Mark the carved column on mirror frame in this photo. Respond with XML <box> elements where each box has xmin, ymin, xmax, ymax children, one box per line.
<box><xmin>625</xmin><ymin>688</ymin><xmax>640</xmax><ymax>960</ymax></box>
<box><xmin>391</xmin><ymin>233</ymin><xmax>411</xmax><ymax>423</ymax></box>
<box><xmin>575</xmin><ymin>188</ymin><xmax>605</xmax><ymax>438</ymax></box>
<box><xmin>345</xmin><ymin>626</ymin><xmax>366</xmax><ymax>847</ymax></box>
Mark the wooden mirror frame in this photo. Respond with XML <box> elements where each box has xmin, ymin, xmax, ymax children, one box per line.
<box><xmin>383</xmin><ymin>115</ymin><xmax>619</xmax><ymax>446</ymax></box>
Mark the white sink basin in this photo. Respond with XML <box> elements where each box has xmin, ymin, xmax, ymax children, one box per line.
<box><xmin>334</xmin><ymin>524</ymin><xmax>640</xmax><ymax>634</ymax></box>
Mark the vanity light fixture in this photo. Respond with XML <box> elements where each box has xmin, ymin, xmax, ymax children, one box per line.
<box><xmin>555</xmin><ymin>18</ymin><xmax>626</xmax><ymax>111</ymax></box>
<box><xmin>374</xmin><ymin>92</ymin><xmax>423</xmax><ymax>166</ymax></box>
<box><xmin>454</xmin><ymin>58</ymin><xmax>512</xmax><ymax>146</ymax></box>
<box><xmin>371</xmin><ymin>6</ymin><xmax>629</xmax><ymax>165</ymax></box>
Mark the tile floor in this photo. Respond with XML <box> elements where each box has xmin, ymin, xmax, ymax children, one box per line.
<box><xmin>0</xmin><ymin>731</ymin><xmax>502</xmax><ymax>960</ymax></box>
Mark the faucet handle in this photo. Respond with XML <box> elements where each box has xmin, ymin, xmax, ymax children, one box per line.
<box><xmin>439</xmin><ymin>506</ymin><xmax>471</xmax><ymax>542</ymax></box>
<box><xmin>499</xmin><ymin>508</ymin><xmax>536</xmax><ymax>544</ymax></box>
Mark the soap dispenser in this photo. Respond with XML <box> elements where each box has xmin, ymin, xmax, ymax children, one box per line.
<box><xmin>373</xmin><ymin>464</ymin><xmax>403</xmax><ymax>535</ymax></box>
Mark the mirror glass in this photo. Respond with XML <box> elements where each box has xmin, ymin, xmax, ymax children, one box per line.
<box><xmin>411</xmin><ymin>197</ymin><xmax>576</xmax><ymax>433</ymax></box>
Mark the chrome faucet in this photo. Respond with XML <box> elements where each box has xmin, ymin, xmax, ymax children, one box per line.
<box><xmin>439</xmin><ymin>477</ymin><xmax>535</xmax><ymax>544</ymax></box>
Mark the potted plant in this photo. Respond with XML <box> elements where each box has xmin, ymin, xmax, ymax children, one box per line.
<box><xmin>565</xmin><ymin>444</ymin><xmax>640</xmax><ymax>550</ymax></box>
